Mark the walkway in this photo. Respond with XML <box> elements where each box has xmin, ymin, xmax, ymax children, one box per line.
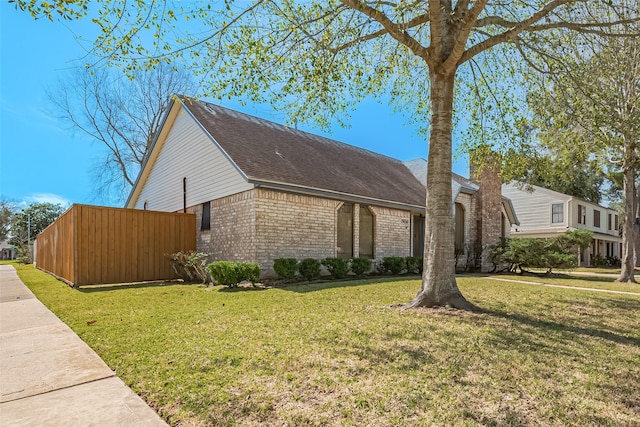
<box><xmin>0</xmin><ymin>265</ymin><xmax>167</xmax><ymax>426</ymax></box>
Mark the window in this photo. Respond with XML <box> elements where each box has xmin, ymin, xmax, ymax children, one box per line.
<box><xmin>337</xmin><ymin>203</ymin><xmax>353</xmax><ymax>259</ymax></box>
<box><xmin>552</xmin><ymin>203</ymin><xmax>564</xmax><ymax>223</ymax></box>
<box><xmin>201</xmin><ymin>201</ymin><xmax>211</xmax><ymax>231</ymax></box>
<box><xmin>615</xmin><ymin>215</ymin><xmax>619</xmax><ymax>230</ymax></box>
<box><xmin>455</xmin><ymin>203</ymin><xmax>465</xmax><ymax>250</ymax></box>
<box><xmin>359</xmin><ymin>206</ymin><xmax>374</xmax><ymax>258</ymax></box>
<box><xmin>608</xmin><ymin>213</ymin><xmax>612</xmax><ymax>230</ymax></box>
<box><xmin>578</xmin><ymin>205</ymin><xmax>586</xmax><ymax>224</ymax></box>
<box><xmin>593</xmin><ymin>210</ymin><xmax>601</xmax><ymax>228</ymax></box>
<box><xmin>412</xmin><ymin>215</ymin><xmax>425</xmax><ymax>258</ymax></box>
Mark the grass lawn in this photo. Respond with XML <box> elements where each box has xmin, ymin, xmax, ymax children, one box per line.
<box><xmin>15</xmin><ymin>264</ymin><xmax>640</xmax><ymax>426</ymax></box>
<box><xmin>486</xmin><ymin>273</ymin><xmax>640</xmax><ymax>294</ymax></box>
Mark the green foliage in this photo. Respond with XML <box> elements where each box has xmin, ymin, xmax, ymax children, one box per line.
<box><xmin>167</xmin><ymin>251</ymin><xmax>211</xmax><ymax>283</ymax></box>
<box><xmin>380</xmin><ymin>257</ymin><xmax>406</xmax><ymax>275</ymax></box>
<box><xmin>350</xmin><ymin>257</ymin><xmax>372</xmax><ymax>277</ymax></box>
<box><xmin>208</xmin><ymin>261</ymin><xmax>260</xmax><ymax>287</ymax></box>
<box><xmin>9</xmin><ymin>203</ymin><xmax>65</xmax><ymax>246</ymax></box>
<box><xmin>556</xmin><ymin>229</ymin><xmax>593</xmax><ymax>254</ymax></box>
<box><xmin>0</xmin><ymin>200</ymin><xmax>15</xmax><ymax>241</ymax></box>
<box><xmin>493</xmin><ymin>230</ymin><xmax>593</xmax><ymax>274</ymax></box>
<box><xmin>405</xmin><ymin>256</ymin><xmax>423</xmax><ymax>275</ymax></box>
<box><xmin>15</xmin><ymin>245</ymin><xmax>32</xmax><ymax>264</ymax></box>
<box><xmin>273</xmin><ymin>258</ymin><xmax>298</xmax><ymax>280</ymax></box>
<box><xmin>298</xmin><ymin>258</ymin><xmax>320</xmax><ymax>281</ymax></box>
<box><xmin>321</xmin><ymin>257</ymin><xmax>350</xmax><ymax>280</ymax></box>
<box><xmin>488</xmin><ymin>239</ymin><xmax>510</xmax><ymax>272</ymax></box>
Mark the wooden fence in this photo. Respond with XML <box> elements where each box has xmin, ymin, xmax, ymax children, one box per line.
<box><xmin>36</xmin><ymin>204</ymin><xmax>195</xmax><ymax>287</ymax></box>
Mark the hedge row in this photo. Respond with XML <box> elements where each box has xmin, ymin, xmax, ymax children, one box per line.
<box><xmin>273</xmin><ymin>256</ymin><xmax>424</xmax><ymax>281</ymax></box>
<box><xmin>208</xmin><ymin>261</ymin><xmax>260</xmax><ymax>287</ymax></box>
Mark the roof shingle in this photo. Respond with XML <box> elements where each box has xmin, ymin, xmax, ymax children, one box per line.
<box><xmin>181</xmin><ymin>96</ymin><xmax>426</xmax><ymax>207</ymax></box>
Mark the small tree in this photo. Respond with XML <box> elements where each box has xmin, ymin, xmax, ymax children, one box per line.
<box><xmin>9</xmin><ymin>203</ymin><xmax>65</xmax><ymax>247</ymax></box>
<box><xmin>499</xmin><ymin>230</ymin><xmax>593</xmax><ymax>275</ymax></box>
<box><xmin>0</xmin><ymin>200</ymin><xmax>15</xmax><ymax>242</ymax></box>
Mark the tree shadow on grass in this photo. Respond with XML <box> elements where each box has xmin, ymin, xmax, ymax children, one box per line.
<box><xmin>78</xmin><ymin>280</ymin><xmax>194</xmax><ymax>293</ymax></box>
<box><xmin>479</xmin><ymin>306</ymin><xmax>640</xmax><ymax>348</ymax></box>
<box><xmin>276</xmin><ymin>275</ymin><xmax>420</xmax><ymax>293</ymax></box>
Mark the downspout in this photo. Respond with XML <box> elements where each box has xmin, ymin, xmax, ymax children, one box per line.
<box><xmin>183</xmin><ymin>177</ymin><xmax>187</xmax><ymax>213</ymax></box>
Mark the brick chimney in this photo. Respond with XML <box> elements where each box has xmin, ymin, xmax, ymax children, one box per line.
<box><xmin>470</xmin><ymin>148</ymin><xmax>503</xmax><ymax>271</ymax></box>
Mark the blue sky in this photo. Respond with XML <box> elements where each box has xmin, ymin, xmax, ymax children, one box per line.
<box><xmin>1</xmin><ymin>3</ymin><xmax>469</xmax><ymax>208</ymax></box>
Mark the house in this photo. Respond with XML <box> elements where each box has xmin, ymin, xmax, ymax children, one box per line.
<box><xmin>1</xmin><ymin>240</ymin><xmax>17</xmax><ymax>260</ymax></box>
<box><xmin>126</xmin><ymin>95</ymin><xmax>518</xmax><ymax>275</ymax></box>
<box><xmin>502</xmin><ymin>182</ymin><xmax>622</xmax><ymax>266</ymax></box>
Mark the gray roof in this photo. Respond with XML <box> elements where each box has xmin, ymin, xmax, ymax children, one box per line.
<box><xmin>181</xmin><ymin>96</ymin><xmax>426</xmax><ymax>207</ymax></box>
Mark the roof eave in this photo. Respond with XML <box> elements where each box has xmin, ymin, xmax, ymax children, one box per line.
<box><xmin>249</xmin><ymin>179</ymin><xmax>424</xmax><ymax>212</ymax></box>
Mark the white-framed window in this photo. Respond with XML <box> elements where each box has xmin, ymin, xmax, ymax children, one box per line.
<box><xmin>552</xmin><ymin>203</ymin><xmax>564</xmax><ymax>223</ymax></box>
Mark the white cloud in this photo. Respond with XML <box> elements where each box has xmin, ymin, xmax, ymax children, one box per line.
<box><xmin>26</xmin><ymin>193</ymin><xmax>71</xmax><ymax>207</ymax></box>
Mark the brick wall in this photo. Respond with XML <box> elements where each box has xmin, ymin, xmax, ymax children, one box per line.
<box><xmin>369</xmin><ymin>206</ymin><xmax>411</xmax><ymax>259</ymax></box>
<box><xmin>470</xmin><ymin>151</ymin><xmax>503</xmax><ymax>271</ymax></box>
<box><xmin>190</xmin><ymin>188</ymin><xmax>414</xmax><ymax>278</ymax></box>
<box><xmin>454</xmin><ymin>192</ymin><xmax>475</xmax><ymax>269</ymax></box>
<box><xmin>254</xmin><ymin>189</ymin><xmax>340</xmax><ymax>275</ymax></box>
<box><xmin>188</xmin><ymin>190</ymin><xmax>256</xmax><ymax>263</ymax></box>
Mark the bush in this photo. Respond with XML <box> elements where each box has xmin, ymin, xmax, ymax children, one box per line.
<box><xmin>500</xmin><ymin>234</ymin><xmax>580</xmax><ymax>274</ymax></box>
<box><xmin>273</xmin><ymin>258</ymin><xmax>298</xmax><ymax>280</ymax></box>
<box><xmin>208</xmin><ymin>261</ymin><xmax>261</xmax><ymax>287</ymax></box>
<box><xmin>591</xmin><ymin>254</ymin><xmax>608</xmax><ymax>267</ymax></box>
<box><xmin>16</xmin><ymin>245</ymin><xmax>32</xmax><ymax>264</ymax></box>
<box><xmin>322</xmin><ymin>257</ymin><xmax>350</xmax><ymax>279</ymax></box>
<box><xmin>350</xmin><ymin>257</ymin><xmax>372</xmax><ymax>276</ymax></box>
<box><xmin>298</xmin><ymin>258</ymin><xmax>321</xmax><ymax>281</ymax></box>
<box><xmin>167</xmin><ymin>251</ymin><xmax>211</xmax><ymax>283</ymax></box>
<box><xmin>381</xmin><ymin>257</ymin><xmax>406</xmax><ymax>275</ymax></box>
<box><xmin>606</xmin><ymin>255</ymin><xmax>621</xmax><ymax>267</ymax></box>
<box><xmin>405</xmin><ymin>256</ymin><xmax>423</xmax><ymax>274</ymax></box>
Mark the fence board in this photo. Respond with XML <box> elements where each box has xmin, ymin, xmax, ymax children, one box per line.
<box><xmin>36</xmin><ymin>204</ymin><xmax>195</xmax><ymax>287</ymax></box>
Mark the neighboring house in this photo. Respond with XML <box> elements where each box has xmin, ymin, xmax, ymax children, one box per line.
<box><xmin>126</xmin><ymin>95</ymin><xmax>518</xmax><ymax>275</ymax></box>
<box><xmin>1</xmin><ymin>240</ymin><xmax>17</xmax><ymax>260</ymax></box>
<box><xmin>502</xmin><ymin>182</ymin><xmax>622</xmax><ymax>266</ymax></box>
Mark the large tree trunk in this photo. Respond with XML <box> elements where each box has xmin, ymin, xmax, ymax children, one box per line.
<box><xmin>407</xmin><ymin>71</ymin><xmax>473</xmax><ymax>309</ymax></box>
<box><xmin>635</xmin><ymin>179</ymin><xmax>639</xmax><ymax>268</ymax></box>
<box><xmin>617</xmin><ymin>163</ymin><xmax>636</xmax><ymax>282</ymax></box>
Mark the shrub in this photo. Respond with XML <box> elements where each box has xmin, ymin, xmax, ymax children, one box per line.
<box><xmin>606</xmin><ymin>255</ymin><xmax>621</xmax><ymax>267</ymax></box>
<box><xmin>16</xmin><ymin>245</ymin><xmax>32</xmax><ymax>264</ymax></box>
<box><xmin>167</xmin><ymin>251</ymin><xmax>211</xmax><ymax>283</ymax></box>
<box><xmin>208</xmin><ymin>261</ymin><xmax>261</xmax><ymax>287</ymax></box>
<box><xmin>381</xmin><ymin>257</ymin><xmax>406</xmax><ymax>275</ymax></box>
<box><xmin>322</xmin><ymin>257</ymin><xmax>350</xmax><ymax>279</ymax></box>
<box><xmin>501</xmin><ymin>236</ymin><xmax>578</xmax><ymax>274</ymax></box>
<box><xmin>591</xmin><ymin>254</ymin><xmax>608</xmax><ymax>267</ymax></box>
<box><xmin>273</xmin><ymin>258</ymin><xmax>298</xmax><ymax>280</ymax></box>
<box><xmin>298</xmin><ymin>258</ymin><xmax>321</xmax><ymax>281</ymax></box>
<box><xmin>350</xmin><ymin>257</ymin><xmax>372</xmax><ymax>276</ymax></box>
<box><xmin>405</xmin><ymin>256</ymin><xmax>423</xmax><ymax>274</ymax></box>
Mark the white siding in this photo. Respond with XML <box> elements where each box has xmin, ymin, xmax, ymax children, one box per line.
<box><xmin>502</xmin><ymin>183</ymin><xmax>571</xmax><ymax>233</ymax></box>
<box><xmin>571</xmin><ymin>200</ymin><xmax>620</xmax><ymax>237</ymax></box>
<box><xmin>133</xmin><ymin>108</ymin><xmax>253</xmax><ymax>212</ymax></box>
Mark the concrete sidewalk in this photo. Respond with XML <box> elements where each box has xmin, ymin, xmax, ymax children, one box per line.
<box><xmin>0</xmin><ymin>265</ymin><xmax>168</xmax><ymax>426</ymax></box>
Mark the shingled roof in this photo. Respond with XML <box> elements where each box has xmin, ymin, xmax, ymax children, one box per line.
<box><xmin>180</xmin><ymin>96</ymin><xmax>426</xmax><ymax>207</ymax></box>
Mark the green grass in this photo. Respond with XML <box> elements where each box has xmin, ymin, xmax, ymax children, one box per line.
<box><xmin>487</xmin><ymin>273</ymin><xmax>640</xmax><ymax>294</ymax></box>
<box><xmin>15</xmin><ymin>264</ymin><xmax>640</xmax><ymax>426</ymax></box>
